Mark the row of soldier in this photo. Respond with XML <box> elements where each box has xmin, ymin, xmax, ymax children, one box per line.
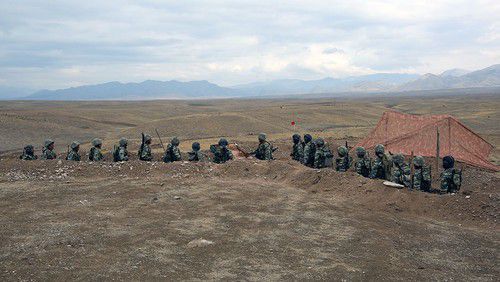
<box><xmin>291</xmin><ymin>133</ymin><xmax>462</xmax><ymax>194</ymax></box>
<box><xmin>19</xmin><ymin>132</ymin><xmax>461</xmax><ymax>193</ymax></box>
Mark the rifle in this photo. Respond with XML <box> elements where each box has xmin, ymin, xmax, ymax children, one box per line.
<box><xmin>155</xmin><ymin>128</ymin><xmax>165</xmax><ymax>150</ymax></box>
<box><xmin>234</xmin><ymin>143</ymin><xmax>251</xmax><ymax>158</ymax></box>
<box><xmin>139</xmin><ymin>132</ymin><xmax>145</xmax><ymax>157</ymax></box>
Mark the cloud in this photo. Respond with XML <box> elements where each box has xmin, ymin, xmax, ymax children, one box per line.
<box><xmin>0</xmin><ymin>0</ymin><xmax>499</xmax><ymax>90</ymax></box>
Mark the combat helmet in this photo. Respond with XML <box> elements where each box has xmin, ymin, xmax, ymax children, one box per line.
<box><xmin>258</xmin><ymin>133</ymin><xmax>266</xmax><ymax>142</ymax></box>
<box><xmin>92</xmin><ymin>138</ymin><xmax>102</xmax><ymax>147</ymax></box>
<box><xmin>356</xmin><ymin>146</ymin><xmax>366</xmax><ymax>157</ymax></box>
<box><xmin>443</xmin><ymin>155</ymin><xmax>455</xmax><ymax>169</ymax></box>
<box><xmin>413</xmin><ymin>156</ymin><xmax>425</xmax><ymax>167</ymax></box>
<box><xmin>171</xmin><ymin>137</ymin><xmax>180</xmax><ymax>146</ymax></box>
<box><xmin>119</xmin><ymin>137</ymin><xmax>128</xmax><ymax>147</ymax></box>
<box><xmin>44</xmin><ymin>139</ymin><xmax>54</xmax><ymax>148</ymax></box>
<box><xmin>70</xmin><ymin>141</ymin><xmax>80</xmax><ymax>150</ymax></box>
<box><xmin>374</xmin><ymin>144</ymin><xmax>385</xmax><ymax>155</ymax></box>
<box><xmin>192</xmin><ymin>142</ymin><xmax>201</xmax><ymax>151</ymax></box>
<box><xmin>337</xmin><ymin>146</ymin><xmax>348</xmax><ymax>157</ymax></box>
<box><xmin>304</xmin><ymin>134</ymin><xmax>313</xmax><ymax>143</ymax></box>
<box><xmin>315</xmin><ymin>137</ymin><xmax>325</xmax><ymax>147</ymax></box>
<box><xmin>292</xmin><ymin>134</ymin><xmax>301</xmax><ymax>144</ymax></box>
<box><xmin>218</xmin><ymin>138</ymin><xmax>229</xmax><ymax>147</ymax></box>
<box><xmin>393</xmin><ymin>153</ymin><xmax>404</xmax><ymax>165</ymax></box>
<box><xmin>144</xmin><ymin>134</ymin><xmax>152</xmax><ymax>142</ymax></box>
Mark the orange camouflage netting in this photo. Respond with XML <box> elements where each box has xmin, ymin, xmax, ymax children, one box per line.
<box><xmin>354</xmin><ymin>111</ymin><xmax>499</xmax><ymax>171</ymax></box>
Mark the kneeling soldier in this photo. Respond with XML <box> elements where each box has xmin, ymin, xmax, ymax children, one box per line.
<box><xmin>412</xmin><ymin>156</ymin><xmax>431</xmax><ymax>191</ymax></box>
<box><xmin>335</xmin><ymin>146</ymin><xmax>352</xmax><ymax>172</ymax></box>
<box><xmin>313</xmin><ymin>138</ymin><xmax>333</xmax><ymax>168</ymax></box>
<box><xmin>41</xmin><ymin>139</ymin><xmax>57</xmax><ymax>160</ymax></box>
<box><xmin>66</xmin><ymin>141</ymin><xmax>81</xmax><ymax>161</ymax></box>
<box><xmin>188</xmin><ymin>142</ymin><xmax>208</xmax><ymax>162</ymax></box>
<box><xmin>113</xmin><ymin>138</ymin><xmax>129</xmax><ymax>162</ymax></box>
<box><xmin>89</xmin><ymin>138</ymin><xmax>104</xmax><ymax>161</ymax></box>
<box><xmin>163</xmin><ymin>137</ymin><xmax>182</xmax><ymax>163</ymax></box>
<box><xmin>211</xmin><ymin>138</ymin><xmax>233</xmax><ymax>164</ymax></box>
<box><xmin>253</xmin><ymin>133</ymin><xmax>273</xmax><ymax>160</ymax></box>
<box><xmin>391</xmin><ymin>153</ymin><xmax>411</xmax><ymax>188</ymax></box>
<box><xmin>290</xmin><ymin>134</ymin><xmax>304</xmax><ymax>162</ymax></box>
<box><xmin>440</xmin><ymin>156</ymin><xmax>462</xmax><ymax>193</ymax></box>
<box><xmin>354</xmin><ymin>147</ymin><xmax>371</xmax><ymax>177</ymax></box>
<box><xmin>138</xmin><ymin>134</ymin><xmax>153</xmax><ymax>161</ymax></box>
<box><xmin>20</xmin><ymin>145</ymin><xmax>37</xmax><ymax>160</ymax></box>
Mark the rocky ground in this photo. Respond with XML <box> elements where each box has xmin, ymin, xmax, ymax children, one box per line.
<box><xmin>0</xmin><ymin>141</ymin><xmax>498</xmax><ymax>280</ymax></box>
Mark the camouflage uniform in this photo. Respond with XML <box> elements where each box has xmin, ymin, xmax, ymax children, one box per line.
<box><xmin>412</xmin><ymin>156</ymin><xmax>431</xmax><ymax>191</ymax></box>
<box><xmin>253</xmin><ymin>133</ymin><xmax>273</xmax><ymax>160</ymax></box>
<box><xmin>89</xmin><ymin>138</ymin><xmax>104</xmax><ymax>161</ymax></box>
<box><xmin>290</xmin><ymin>134</ymin><xmax>304</xmax><ymax>162</ymax></box>
<box><xmin>113</xmin><ymin>138</ymin><xmax>129</xmax><ymax>162</ymax></box>
<box><xmin>335</xmin><ymin>146</ymin><xmax>352</xmax><ymax>172</ymax></box>
<box><xmin>369</xmin><ymin>144</ymin><xmax>392</xmax><ymax>180</ymax></box>
<box><xmin>41</xmin><ymin>139</ymin><xmax>57</xmax><ymax>160</ymax></box>
<box><xmin>138</xmin><ymin>134</ymin><xmax>153</xmax><ymax>161</ymax></box>
<box><xmin>163</xmin><ymin>137</ymin><xmax>182</xmax><ymax>163</ymax></box>
<box><xmin>188</xmin><ymin>142</ymin><xmax>208</xmax><ymax>162</ymax></box>
<box><xmin>354</xmin><ymin>147</ymin><xmax>371</xmax><ymax>177</ymax></box>
<box><xmin>20</xmin><ymin>145</ymin><xmax>37</xmax><ymax>160</ymax></box>
<box><xmin>211</xmin><ymin>138</ymin><xmax>233</xmax><ymax>164</ymax></box>
<box><xmin>440</xmin><ymin>156</ymin><xmax>462</xmax><ymax>193</ymax></box>
<box><xmin>66</xmin><ymin>141</ymin><xmax>81</xmax><ymax>161</ymax></box>
<box><xmin>313</xmin><ymin>138</ymin><xmax>333</xmax><ymax>169</ymax></box>
<box><xmin>391</xmin><ymin>154</ymin><xmax>411</xmax><ymax>188</ymax></box>
<box><xmin>302</xmin><ymin>134</ymin><xmax>316</xmax><ymax>167</ymax></box>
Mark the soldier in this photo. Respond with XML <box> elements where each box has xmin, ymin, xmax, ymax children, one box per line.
<box><xmin>412</xmin><ymin>156</ymin><xmax>431</xmax><ymax>192</ymax></box>
<box><xmin>138</xmin><ymin>134</ymin><xmax>153</xmax><ymax>161</ymax></box>
<box><xmin>163</xmin><ymin>137</ymin><xmax>182</xmax><ymax>163</ymax></box>
<box><xmin>89</xmin><ymin>138</ymin><xmax>104</xmax><ymax>161</ymax></box>
<box><xmin>252</xmin><ymin>133</ymin><xmax>273</xmax><ymax>160</ymax></box>
<box><xmin>113</xmin><ymin>138</ymin><xmax>129</xmax><ymax>162</ymax></box>
<box><xmin>211</xmin><ymin>138</ymin><xmax>233</xmax><ymax>164</ymax></box>
<box><xmin>354</xmin><ymin>146</ymin><xmax>371</xmax><ymax>177</ymax></box>
<box><xmin>41</xmin><ymin>139</ymin><xmax>57</xmax><ymax>160</ymax></box>
<box><xmin>335</xmin><ymin>146</ymin><xmax>352</xmax><ymax>172</ymax></box>
<box><xmin>20</xmin><ymin>145</ymin><xmax>37</xmax><ymax>160</ymax></box>
<box><xmin>440</xmin><ymin>156</ymin><xmax>462</xmax><ymax>193</ymax></box>
<box><xmin>188</xmin><ymin>142</ymin><xmax>208</xmax><ymax>162</ymax></box>
<box><xmin>313</xmin><ymin>138</ymin><xmax>333</xmax><ymax>168</ymax></box>
<box><xmin>302</xmin><ymin>134</ymin><xmax>316</xmax><ymax>167</ymax></box>
<box><xmin>391</xmin><ymin>153</ymin><xmax>411</xmax><ymax>188</ymax></box>
<box><xmin>369</xmin><ymin>144</ymin><xmax>392</xmax><ymax>180</ymax></box>
<box><xmin>290</xmin><ymin>134</ymin><xmax>304</xmax><ymax>162</ymax></box>
<box><xmin>66</xmin><ymin>141</ymin><xmax>81</xmax><ymax>161</ymax></box>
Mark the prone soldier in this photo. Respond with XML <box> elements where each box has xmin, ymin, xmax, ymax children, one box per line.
<box><xmin>391</xmin><ymin>153</ymin><xmax>411</xmax><ymax>188</ymax></box>
<box><xmin>138</xmin><ymin>134</ymin><xmax>153</xmax><ymax>161</ymax></box>
<box><xmin>302</xmin><ymin>134</ymin><xmax>316</xmax><ymax>167</ymax></box>
<box><xmin>252</xmin><ymin>133</ymin><xmax>273</xmax><ymax>160</ymax></box>
<box><xmin>369</xmin><ymin>144</ymin><xmax>392</xmax><ymax>180</ymax></box>
<box><xmin>188</xmin><ymin>142</ymin><xmax>208</xmax><ymax>162</ymax></box>
<box><xmin>211</xmin><ymin>138</ymin><xmax>233</xmax><ymax>164</ymax></box>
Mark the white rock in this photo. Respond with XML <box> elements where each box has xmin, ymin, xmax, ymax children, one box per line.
<box><xmin>187</xmin><ymin>238</ymin><xmax>214</xmax><ymax>248</ymax></box>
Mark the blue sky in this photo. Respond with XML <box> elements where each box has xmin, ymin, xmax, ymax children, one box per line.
<box><xmin>0</xmin><ymin>0</ymin><xmax>499</xmax><ymax>89</ymax></box>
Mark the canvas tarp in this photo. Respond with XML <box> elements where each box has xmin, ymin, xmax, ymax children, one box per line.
<box><xmin>355</xmin><ymin>111</ymin><xmax>498</xmax><ymax>171</ymax></box>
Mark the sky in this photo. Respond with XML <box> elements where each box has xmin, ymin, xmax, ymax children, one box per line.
<box><xmin>0</xmin><ymin>0</ymin><xmax>499</xmax><ymax>90</ymax></box>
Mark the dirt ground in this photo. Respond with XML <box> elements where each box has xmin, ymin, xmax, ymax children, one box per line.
<box><xmin>0</xmin><ymin>138</ymin><xmax>499</xmax><ymax>280</ymax></box>
<box><xmin>0</xmin><ymin>93</ymin><xmax>499</xmax><ymax>280</ymax></box>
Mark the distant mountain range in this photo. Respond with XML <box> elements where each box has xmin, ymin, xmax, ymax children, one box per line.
<box><xmin>1</xmin><ymin>64</ymin><xmax>499</xmax><ymax>100</ymax></box>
